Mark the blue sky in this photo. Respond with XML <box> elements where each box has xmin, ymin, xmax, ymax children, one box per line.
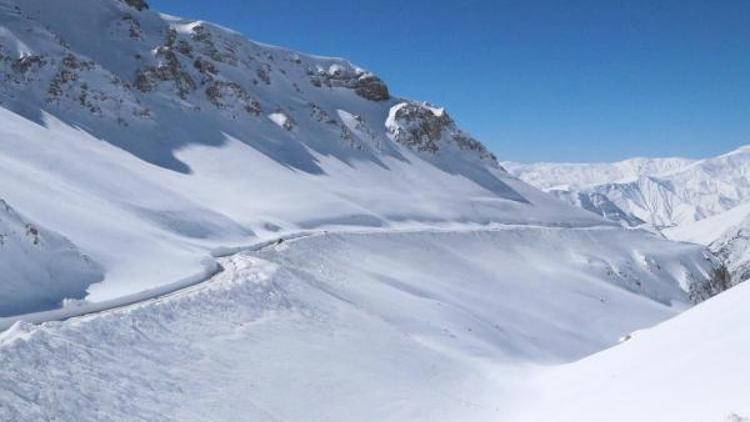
<box><xmin>150</xmin><ymin>0</ymin><xmax>750</xmax><ymax>162</ymax></box>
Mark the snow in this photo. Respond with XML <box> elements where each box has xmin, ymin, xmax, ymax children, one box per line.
<box><xmin>512</xmin><ymin>279</ymin><xmax>750</xmax><ymax>422</ymax></box>
<box><xmin>0</xmin><ymin>199</ymin><xmax>103</xmax><ymax>316</ymax></box>
<box><xmin>267</xmin><ymin>112</ymin><xmax>291</xmax><ymax>129</ymax></box>
<box><xmin>503</xmin><ymin>156</ymin><xmax>697</xmax><ymax>190</ymax></box>
<box><xmin>665</xmin><ymin>201</ymin><xmax>750</xmax><ymax>245</ymax></box>
<box><xmin>0</xmin><ymin>0</ymin><xmax>612</xmax><ymax>316</ymax></box>
<box><xmin>0</xmin><ymin>228</ymin><xmax>717</xmax><ymax>421</ymax></box>
<box><xmin>507</xmin><ymin>146</ymin><xmax>750</xmax><ymax>228</ymax></box>
<box><xmin>0</xmin><ymin>1</ymin><xmax>741</xmax><ymax>420</ymax></box>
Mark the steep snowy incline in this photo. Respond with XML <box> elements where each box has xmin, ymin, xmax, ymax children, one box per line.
<box><xmin>665</xmin><ymin>202</ymin><xmax>750</xmax><ymax>287</ymax></box>
<box><xmin>0</xmin><ymin>199</ymin><xmax>103</xmax><ymax>316</ymax></box>
<box><xmin>0</xmin><ymin>228</ymin><xmax>717</xmax><ymax>422</ymax></box>
<box><xmin>512</xmin><ymin>278</ymin><xmax>750</xmax><ymax>422</ymax></box>
<box><xmin>0</xmin><ymin>0</ymin><xmax>607</xmax><ymax>314</ymax></box>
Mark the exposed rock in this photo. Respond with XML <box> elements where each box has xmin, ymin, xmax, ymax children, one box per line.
<box><xmin>308</xmin><ymin>64</ymin><xmax>390</xmax><ymax>101</ymax></box>
<box><xmin>193</xmin><ymin>57</ymin><xmax>217</xmax><ymax>76</ymax></box>
<box><xmin>122</xmin><ymin>0</ymin><xmax>149</xmax><ymax>11</ymax></box>
<box><xmin>12</xmin><ymin>55</ymin><xmax>44</xmax><ymax>74</ymax></box>
<box><xmin>134</xmin><ymin>30</ymin><xmax>196</xmax><ymax>98</ymax></box>
<box><xmin>309</xmin><ymin>103</ymin><xmax>336</xmax><ymax>125</ymax></box>
<box><xmin>119</xmin><ymin>14</ymin><xmax>143</xmax><ymax>39</ymax></box>
<box><xmin>353</xmin><ymin>74</ymin><xmax>389</xmax><ymax>101</ymax></box>
<box><xmin>191</xmin><ymin>24</ymin><xmax>237</xmax><ymax>65</ymax></box>
<box><xmin>689</xmin><ymin>262</ymin><xmax>735</xmax><ymax>303</ymax></box>
<box><xmin>205</xmin><ymin>81</ymin><xmax>261</xmax><ymax>115</ymax></box>
<box><xmin>386</xmin><ymin>102</ymin><xmax>497</xmax><ymax>164</ymax></box>
<box><xmin>256</xmin><ymin>63</ymin><xmax>271</xmax><ymax>85</ymax></box>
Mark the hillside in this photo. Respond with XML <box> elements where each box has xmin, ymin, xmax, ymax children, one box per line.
<box><xmin>0</xmin><ymin>229</ymin><xmax>719</xmax><ymax>421</ymax></box>
<box><xmin>0</xmin><ymin>0</ymin><xmax>609</xmax><ymax>314</ymax></box>
<box><xmin>0</xmin><ymin>1</ymin><xmax>737</xmax><ymax>421</ymax></box>
<box><xmin>0</xmin><ymin>199</ymin><xmax>102</xmax><ymax>316</ymax></box>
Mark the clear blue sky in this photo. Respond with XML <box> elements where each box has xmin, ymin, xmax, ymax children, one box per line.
<box><xmin>150</xmin><ymin>0</ymin><xmax>750</xmax><ymax>162</ymax></box>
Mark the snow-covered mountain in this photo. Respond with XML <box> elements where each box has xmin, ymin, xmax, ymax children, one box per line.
<box><xmin>0</xmin><ymin>0</ymin><xmax>612</xmax><ymax>310</ymax></box>
<box><xmin>508</xmin><ymin>146</ymin><xmax>750</xmax><ymax>229</ymax></box>
<box><xmin>503</xmin><ymin>156</ymin><xmax>697</xmax><ymax>191</ymax></box>
<box><xmin>0</xmin><ymin>1</ymin><xmax>739</xmax><ymax>420</ymax></box>
<box><xmin>509</xmin><ymin>146</ymin><xmax>750</xmax><ymax>286</ymax></box>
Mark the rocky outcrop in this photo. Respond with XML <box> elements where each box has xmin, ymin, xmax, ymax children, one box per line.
<box><xmin>122</xmin><ymin>0</ymin><xmax>149</xmax><ymax>11</ymax></box>
<box><xmin>386</xmin><ymin>102</ymin><xmax>497</xmax><ymax>164</ymax></box>
<box><xmin>135</xmin><ymin>30</ymin><xmax>196</xmax><ymax>98</ymax></box>
<box><xmin>308</xmin><ymin>64</ymin><xmax>389</xmax><ymax>101</ymax></box>
<box><xmin>689</xmin><ymin>263</ymin><xmax>734</xmax><ymax>303</ymax></box>
<box><xmin>205</xmin><ymin>81</ymin><xmax>261</xmax><ymax>116</ymax></box>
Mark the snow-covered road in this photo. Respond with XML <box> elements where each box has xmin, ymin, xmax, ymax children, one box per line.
<box><xmin>0</xmin><ymin>230</ymin><xmax>320</xmax><ymax>331</ymax></box>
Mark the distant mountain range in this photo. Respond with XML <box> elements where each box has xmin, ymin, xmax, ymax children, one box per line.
<box><xmin>507</xmin><ymin>145</ymin><xmax>750</xmax><ymax>285</ymax></box>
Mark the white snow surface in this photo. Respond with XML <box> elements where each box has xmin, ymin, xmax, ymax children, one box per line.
<box><xmin>0</xmin><ymin>199</ymin><xmax>102</xmax><ymax>316</ymax></box>
<box><xmin>0</xmin><ymin>228</ymin><xmax>719</xmax><ymax>421</ymax></box>
<box><xmin>0</xmin><ymin>2</ymin><xmax>741</xmax><ymax>420</ymax></box>
<box><xmin>507</xmin><ymin>146</ymin><xmax>750</xmax><ymax>228</ymax></box>
<box><xmin>503</xmin><ymin>156</ymin><xmax>697</xmax><ymax>190</ymax></box>
<box><xmin>512</xmin><ymin>279</ymin><xmax>750</xmax><ymax>422</ymax></box>
<box><xmin>510</xmin><ymin>146</ymin><xmax>750</xmax><ymax>285</ymax></box>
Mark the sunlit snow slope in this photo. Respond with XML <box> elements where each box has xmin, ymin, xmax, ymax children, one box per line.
<box><xmin>0</xmin><ymin>0</ymin><xmax>604</xmax><ymax>312</ymax></box>
<box><xmin>0</xmin><ymin>229</ymin><xmax>718</xmax><ymax>421</ymax></box>
<box><xmin>512</xmin><ymin>279</ymin><xmax>750</xmax><ymax>422</ymax></box>
<box><xmin>0</xmin><ymin>1</ymin><xmax>736</xmax><ymax>421</ymax></box>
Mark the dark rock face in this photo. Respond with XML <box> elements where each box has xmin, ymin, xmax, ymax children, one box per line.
<box><xmin>205</xmin><ymin>81</ymin><xmax>262</xmax><ymax>116</ymax></box>
<box><xmin>135</xmin><ymin>30</ymin><xmax>196</xmax><ymax>98</ymax></box>
<box><xmin>388</xmin><ymin>103</ymin><xmax>450</xmax><ymax>153</ymax></box>
<box><xmin>123</xmin><ymin>0</ymin><xmax>149</xmax><ymax>11</ymax></box>
<box><xmin>387</xmin><ymin>102</ymin><xmax>498</xmax><ymax>164</ymax></box>
<box><xmin>689</xmin><ymin>263</ymin><xmax>735</xmax><ymax>303</ymax></box>
<box><xmin>308</xmin><ymin>65</ymin><xmax>390</xmax><ymax>102</ymax></box>
<box><xmin>353</xmin><ymin>74</ymin><xmax>389</xmax><ymax>101</ymax></box>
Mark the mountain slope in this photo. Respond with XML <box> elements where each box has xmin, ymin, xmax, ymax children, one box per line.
<box><xmin>0</xmin><ymin>199</ymin><xmax>103</xmax><ymax>316</ymax></box>
<box><xmin>0</xmin><ymin>0</ymin><xmax>609</xmax><ymax>314</ymax></box>
<box><xmin>507</xmin><ymin>146</ymin><xmax>750</xmax><ymax>229</ymax></box>
<box><xmin>502</xmin><ymin>156</ymin><xmax>696</xmax><ymax>190</ymax></box>
<box><xmin>0</xmin><ymin>228</ymin><xmax>718</xmax><ymax>421</ymax></box>
<box><xmin>666</xmin><ymin>202</ymin><xmax>750</xmax><ymax>286</ymax></box>
<box><xmin>512</xmin><ymin>277</ymin><xmax>750</xmax><ymax>422</ymax></box>
<box><xmin>0</xmin><ymin>1</ymin><xmax>737</xmax><ymax>421</ymax></box>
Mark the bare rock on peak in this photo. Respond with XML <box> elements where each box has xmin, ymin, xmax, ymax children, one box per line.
<box><xmin>123</xmin><ymin>0</ymin><xmax>149</xmax><ymax>11</ymax></box>
<box><xmin>386</xmin><ymin>102</ymin><xmax>497</xmax><ymax>165</ymax></box>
